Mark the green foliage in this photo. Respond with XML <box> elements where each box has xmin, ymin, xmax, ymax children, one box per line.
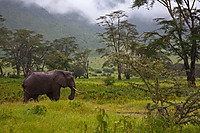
<box><xmin>27</xmin><ymin>105</ymin><xmax>47</xmax><ymax>115</ymax></box>
<box><xmin>103</xmin><ymin>68</ymin><xmax>115</xmax><ymax>74</ymax></box>
<box><xmin>52</xmin><ymin>37</ymin><xmax>78</xmax><ymax>57</ymax></box>
<box><xmin>94</xmin><ymin>69</ymin><xmax>102</xmax><ymax>73</ymax></box>
<box><xmin>45</xmin><ymin>51</ymin><xmax>72</xmax><ymax>70</ymax></box>
<box><xmin>133</xmin><ymin>0</ymin><xmax>200</xmax><ymax>85</ymax></box>
<box><xmin>73</xmin><ymin>49</ymin><xmax>92</xmax><ymax>78</ymax></box>
<box><xmin>96</xmin><ymin>108</ymin><xmax>109</xmax><ymax>133</ymax></box>
<box><xmin>96</xmin><ymin>10</ymin><xmax>139</xmax><ymax>80</ymax></box>
<box><xmin>9</xmin><ymin>74</ymin><xmax>20</xmax><ymax>79</ymax></box>
<box><xmin>117</xmin><ymin>51</ymin><xmax>200</xmax><ymax>128</ymax></box>
<box><xmin>0</xmin><ymin>29</ymin><xmax>48</xmax><ymax>76</ymax></box>
<box><xmin>103</xmin><ymin>76</ymin><xmax>115</xmax><ymax>86</ymax></box>
<box><xmin>71</xmin><ymin>64</ymin><xmax>85</xmax><ymax>78</ymax></box>
<box><xmin>0</xmin><ymin>78</ymin><xmax>23</xmax><ymax>103</ymax></box>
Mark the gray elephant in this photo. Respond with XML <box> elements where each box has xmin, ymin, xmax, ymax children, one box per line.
<box><xmin>22</xmin><ymin>70</ymin><xmax>80</xmax><ymax>103</ymax></box>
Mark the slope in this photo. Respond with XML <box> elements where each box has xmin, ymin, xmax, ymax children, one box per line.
<box><xmin>0</xmin><ymin>0</ymin><xmax>102</xmax><ymax>50</ymax></box>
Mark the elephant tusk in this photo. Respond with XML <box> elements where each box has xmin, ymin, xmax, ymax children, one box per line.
<box><xmin>73</xmin><ymin>87</ymin><xmax>82</xmax><ymax>93</ymax></box>
<box><xmin>75</xmin><ymin>91</ymin><xmax>80</xmax><ymax>95</ymax></box>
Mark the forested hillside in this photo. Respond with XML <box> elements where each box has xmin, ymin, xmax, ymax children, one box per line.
<box><xmin>0</xmin><ymin>0</ymin><xmax>102</xmax><ymax>50</ymax></box>
<box><xmin>0</xmin><ymin>0</ymin><xmax>157</xmax><ymax>51</ymax></box>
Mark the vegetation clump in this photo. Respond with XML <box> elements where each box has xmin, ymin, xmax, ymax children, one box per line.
<box><xmin>103</xmin><ymin>76</ymin><xmax>115</xmax><ymax>86</ymax></box>
<box><xmin>27</xmin><ymin>105</ymin><xmax>47</xmax><ymax>115</ymax></box>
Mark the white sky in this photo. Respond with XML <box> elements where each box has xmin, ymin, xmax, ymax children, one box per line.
<box><xmin>9</xmin><ymin>0</ymin><xmax>200</xmax><ymax>23</ymax></box>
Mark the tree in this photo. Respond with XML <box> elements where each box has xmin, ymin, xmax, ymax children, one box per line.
<box><xmin>71</xmin><ymin>63</ymin><xmax>85</xmax><ymax>78</ymax></box>
<box><xmin>132</xmin><ymin>0</ymin><xmax>200</xmax><ymax>86</ymax></box>
<box><xmin>52</xmin><ymin>37</ymin><xmax>78</xmax><ymax>57</ymax></box>
<box><xmin>96</xmin><ymin>10</ymin><xmax>138</xmax><ymax>80</ymax></box>
<box><xmin>74</xmin><ymin>49</ymin><xmax>91</xmax><ymax>79</ymax></box>
<box><xmin>45</xmin><ymin>51</ymin><xmax>72</xmax><ymax>71</ymax></box>
<box><xmin>0</xmin><ymin>29</ymin><xmax>47</xmax><ymax>77</ymax></box>
<box><xmin>19</xmin><ymin>31</ymin><xmax>47</xmax><ymax>77</ymax></box>
<box><xmin>0</xmin><ymin>14</ymin><xmax>7</xmax><ymax>77</ymax></box>
<box><xmin>47</xmin><ymin>37</ymin><xmax>78</xmax><ymax>71</ymax></box>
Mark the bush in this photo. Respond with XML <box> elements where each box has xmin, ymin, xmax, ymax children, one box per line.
<box><xmin>9</xmin><ymin>74</ymin><xmax>20</xmax><ymax>79</ymax></box>
<box><xmin>91</xmin><ymin>74</ymin><xmax>98</xmax><ymax>77</ymax></box>
<box><xmin>103</xmin><ymin>68</ymin><xmax>115</xmax><ymax>73</ymax></box>
<box><xmin>27</xmin><ymin>105</ymin><xmax>47</xmax><ymax>115</ymax></box>
<box><xmin>103</xmin><ymin>76</ymin><xmax>115</xmax><ymax>86</ymax></box>
<box><xmin>94</xmin><ymin>69</ymin><xmax>102</xmax><ymax>73</ymax></box>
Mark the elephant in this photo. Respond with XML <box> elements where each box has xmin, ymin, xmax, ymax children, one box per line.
<box><xmin>22</xmin><ymin>70</ymin><xmax>80</xmax><ymax>103</ymax></box>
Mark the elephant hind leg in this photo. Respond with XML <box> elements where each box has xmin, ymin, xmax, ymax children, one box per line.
<box><xmin>23</xmin><ymin>92</ymin><xmax>30</xmax><ymax>103</ymax></box>
<box><xmin>46</xmin><ymin>93</ymin><xmax>53</xmax><ymax>101</ymax></box>
<box><xmin>33</xmin><ymin>95</ymin><xmax>39</xmax><ymax>102</ymax></box>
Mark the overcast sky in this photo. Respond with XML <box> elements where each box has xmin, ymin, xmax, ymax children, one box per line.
<box><xmin>8</xmin><ymin>0</ymin><xmax>199</xmax><ymax>23</ymax></box>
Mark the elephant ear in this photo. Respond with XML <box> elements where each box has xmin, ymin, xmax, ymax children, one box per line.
<box><xmin>53</xmin><ymin>70</ymin><xmax>67</xmax><ymax>87</ymax></box>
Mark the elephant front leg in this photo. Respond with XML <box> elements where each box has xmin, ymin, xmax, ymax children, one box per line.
<box><xmin>52</xmin><ymin>88</ymin><xmax>60</xmax><ymax>101</ymax></box>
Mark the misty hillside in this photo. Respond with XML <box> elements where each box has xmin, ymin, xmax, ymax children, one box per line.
<box><xmin>0</xmin><ymin>0</ymin><xmax>103</xmax><ymax>50</ymax></box>
<box><xmin>0</xmin><ymin>0</ymin><xmax>157</xmax><ymax>50</ymax></box>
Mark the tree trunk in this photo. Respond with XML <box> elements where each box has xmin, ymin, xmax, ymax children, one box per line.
<box><xmin>16</xmin><ymin>65</ymin><xmax>20</xmax><ymax>76</ymax></box>
<box><xmin>0</xmin><ymin>65</ymin><xmax>3</xmax><ymax>77</ymax></box>
<box><xmin>124</xmin><ymin>71</ymin><xmax>130</xmax><ymax>79</ymax></box>
<box><xmin>188</xmin><ymin>40</ymin><xmax>197</xmax><ymax>86</ymax></box>
<box><xmin>85</xmin><ymin>61</ymin><xmax>89</xmax><ymax>79</ymax></box>
<box><xmin>184</xmin><ymin>41</ymin><xmax>196</xmax><ymax>86</ymax></box>
<box><xmin>124</xmin><ymin>64</ymin><xmax>131</xmax><ymax>79</ymax></box>
<box><xmin>117</xmin><ymin>63</ymin><xmax>122</xmax><ymax>80</ymax></box>
<box><xmin>184</xmin><ymin>58</ymin><xmax>196</xmax><ymax>86</ymax></box>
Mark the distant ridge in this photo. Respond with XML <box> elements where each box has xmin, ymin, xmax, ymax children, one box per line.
<box><xmin>0</xmin><ymin>0</ymin><xmax>157</xmax><ymax>50</ymax></box>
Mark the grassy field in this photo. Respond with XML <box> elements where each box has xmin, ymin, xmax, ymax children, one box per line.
<box><xmin>0</xmin><ymin>77</ymin><xmax>199</xmax><ymax>132</ymax></box>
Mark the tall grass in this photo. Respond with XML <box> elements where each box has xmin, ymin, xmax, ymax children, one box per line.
<box><xmin>0</xmin><ymin>77</ymin><xmax>148</xmax><ymax>103</ymax></box>
<box><xmin>0</xmin><ymin>77</ymin><xmax>199</xmax><ymax>132</ymax></box>
<box><xmin>0</xmin><ymin>100</ymin><xmax>199</xmax><ymax>133</ymax></box>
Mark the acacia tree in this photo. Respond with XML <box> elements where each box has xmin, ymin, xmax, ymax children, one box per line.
<box><xmin>0</xmin><ymin>29</ymin><xmax>47</xmax><ymax>77</ymax></box>
<box><xmin>47</xmin><ymin>37</ymin><xmax>78</xmax><ymax>71</ymax></box>
<box><xmin>96</xmin><ymin>10</ymin><xmax>138</xmax><ymax>80</ymax></box>
<box><xmin>52</xmin><ymin>37</ymin><xmax>78</xmax><ymax>57</ymax></box>
<box><xmin>132</xmin><ymin>0</ymin><xmax>200</xmax><ymax>85</ymax></box>
<box><xmin>73</xmin><ymin>49</ymin><xmax>91</xmax><ymax>79</ymax></box>
<box><xmin>0</xmin><ymin>14</ymin><xmax>7</xmax><ymax>76</ymax></box>
<box><xmin>45</xmin><ymin>51</ymin><xmax>72</xmax><ymax>71</ymax></box>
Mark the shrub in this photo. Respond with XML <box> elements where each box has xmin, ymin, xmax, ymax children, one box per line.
<box><xmin>94</xmin><ymin>69</ymin><xmax>102</xmax><ymax>73</ymax></box>
<box><xmin>27</xmin><ymin>105</ymin><xmax>47</xmax><ymax>115</ymax></box>
<box><xmin>9</xmin><ymin>74</ymin><xmax>20</xmax><ymax>79</ymax></box>
<box><xmin>103</xmin><ymin>76</ymin><xmax>115</xmax><ymax>86</ymax></box>
<box><xmin>103</xmin><ymin>68</ymin><xmax>115</xmax><ymax>73</ymax></box>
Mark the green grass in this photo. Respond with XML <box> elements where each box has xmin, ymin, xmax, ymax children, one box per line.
<box><xmin>0</xmin><ymin>77</ymin><xmax>199</xmax><ymax>132</ymax></box>
<box><xmin>0</xmin><ymin>100</ymin><xmax>199</xmax><ymax>133</ymax></box>
<box><xmin>0</xmin><ymin>100</ymin><xmax>145</xmax><ymax>133</ymax></box>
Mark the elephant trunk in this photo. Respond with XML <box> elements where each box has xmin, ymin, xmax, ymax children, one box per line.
<box><xmin>68</xmin><ymin>87</ymin><xmax>75</xmax><ymax>100</ymax></box>
<box><xmin>68</xmin><ymin>82</ymin><xmax>76</xmax><ymax>100</ymax></box>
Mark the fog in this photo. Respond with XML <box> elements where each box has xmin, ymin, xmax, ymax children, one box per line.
<box><xmin>7</xmin><ymin>0</ymin><xmax>172</xmax><ymax>23</ymax></box>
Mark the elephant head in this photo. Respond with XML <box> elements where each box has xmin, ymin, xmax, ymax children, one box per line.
<box><xmin>53</xmin><ymin>70</ymin><xmax>79</xmax><ymax>100</ymax></box>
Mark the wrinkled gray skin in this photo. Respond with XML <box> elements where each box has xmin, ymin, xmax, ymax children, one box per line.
<box><xmin>22</xmin><ymin>70</ymin><xmax>76</xmax><ymax>103</ymax></box>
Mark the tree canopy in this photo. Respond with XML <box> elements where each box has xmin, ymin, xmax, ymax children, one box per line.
<box><xmin>132</xmin><ymin>0</ymin><xmax>200</xmax><ymax>85</ymax></box>
<box><xmin>96</xmin><ymin>10</ymin><xmax>139</xmax><ymax>80</ymax></box>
